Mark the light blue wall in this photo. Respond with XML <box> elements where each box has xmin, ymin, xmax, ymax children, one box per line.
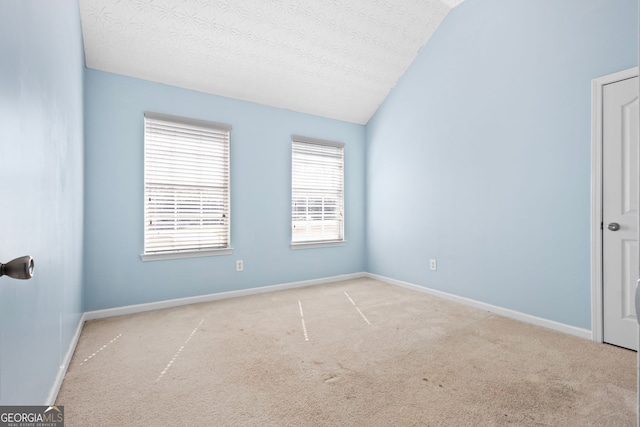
<box><xmin>83</xmin><ymin>70</ymin><xmax>366</xmax><ymax>311</ymax></box>
<box><xmin>366</xmin><ymin>0</ymin><xmax>638</xmax><ymax>329</ymax></box>
<box><xmin>2</xmin><ymin>0</ymin><xmax>634</xmax><ymax>403</ymax></box>
<box><xmin>0</xmin><ymin>0</ymin><xmax>84</xmax><ymax>404</ymax></box>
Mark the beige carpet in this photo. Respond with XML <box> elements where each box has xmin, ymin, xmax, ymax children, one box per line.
<box><xmin>56</xmin><ymin>278</ymin><xmax>637</xmax><ymax>426</ymax></box>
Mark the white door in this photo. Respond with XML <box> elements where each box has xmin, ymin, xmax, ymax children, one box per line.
<box><xmin>603</xmin><ymin>75</ymin><xmax>639</xmax><ymax>350</ymax></box>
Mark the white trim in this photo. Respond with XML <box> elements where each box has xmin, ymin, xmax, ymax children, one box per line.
<box><xmin>291</xmin><ymin>134</ymin><xmax>344</xmax><ymax>148</ymax></box>
<box><xmin>367</xmin><ymin>273</ymin><xmax>592</xmax><ymax>341</ymax></box>
<box><xmin>290</xmin><ymin>240</ymin><xmax>346</xmax><ymax>250</ymax></box>
<box><xmin>590</xmin><ymin>67</ymin><xmax>639</xmax><ymax>344</ymax></box>
<box><xmin>144</xmin><ymin>111</ymin><xmax>232</xmax><ymax>132</ymax></box>
<box><xmin>141</xmin><ymin>248</ymin><xmax>233</xmax><ymax>262</ymax></box>
<box><xmin>84</xmin><ymin>272</ymin><xmax>366</xmax><ymax>320</ymax></box>
<box><xmin>45</xmin><ymin>312</ymin><xmax>86</xmax><ymax>405</ymax></box>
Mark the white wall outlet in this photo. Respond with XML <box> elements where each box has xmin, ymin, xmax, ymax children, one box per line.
<box><xmin>236</xmin><ymin>260</ymin><xmax>244</xmax><ymax>272</ymax></box>
<box><xmin>429</xmin><ymin>259</ymin><xmax>437</xmax><ymax>271</ymax></box>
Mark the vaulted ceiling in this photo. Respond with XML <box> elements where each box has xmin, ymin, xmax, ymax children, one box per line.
<box><xmin>79</xmin><ymin>0</ymin><xmax>464</xmax><ymax>124</ymax></box>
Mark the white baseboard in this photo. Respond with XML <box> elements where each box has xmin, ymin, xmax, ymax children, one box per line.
<box><xmin>366</xmin><ymin>273</ymin><xmax>593</xmax><ymax>341</ymax></box>
<box><xmin>85</xmin><ymin>272</ymin><xmax>367</xmax><ymax>320</ymax></box>
<box><xmin>46</xmin><ymin>312</ymin><xmax>86</xmax><ymax>405</ymax></box>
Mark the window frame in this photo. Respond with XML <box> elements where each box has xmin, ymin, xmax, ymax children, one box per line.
<box><xmin>141</xmin><ymin>111</ymin><xmax>233</xmax><ymax>261</ymax></box>
<box><xmin>290</xmin><ymin>135</ymin><xmax>346</xmax><ymax>249</ymax></box>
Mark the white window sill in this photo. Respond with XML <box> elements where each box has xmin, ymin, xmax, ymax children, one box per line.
<box><xmin>290</xmin><ymin>240</ymin><xmax>346</xmax><ymax>250</ymax></box>
<box><xmin>140</xmin><ymin>248</ymin><xmax>233</xmax><ymax>262</ymax></box>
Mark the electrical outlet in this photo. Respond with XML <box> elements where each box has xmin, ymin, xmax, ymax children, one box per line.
<box><xmin>429</xmin><ymin>259</ymin><xmax>437</xmax><ymax>271</ymax></box>
<box><xmin>236</xmin><ymin>260</ymin><xmax>244</xmax><ymax>272</ymax></box>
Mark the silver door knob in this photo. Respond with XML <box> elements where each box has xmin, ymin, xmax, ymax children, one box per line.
<box><xmin>608</xmin><ymin>222</ymin><xmax>620</xmax><ymax>231</ymax></box>
<box><xmin>0</xmin><ymin>256</ymin><xmax>34</xmax><ymax>280</ymax></box>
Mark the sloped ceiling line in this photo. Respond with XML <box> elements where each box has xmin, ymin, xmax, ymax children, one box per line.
<box><xmin>80</xmin><ymin>0</ymin><xmax>464</xmax><ymax>124</ymax></box>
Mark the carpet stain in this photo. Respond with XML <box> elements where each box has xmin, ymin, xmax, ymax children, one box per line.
<box><xmin>496</xmin><ymin>379</ymin><xmax>579</xmax><ymax>414</ymax></box>
<box><xmin>324</xmin><ymin>375</ymin><xmax>340</xmax><ymax>384</ymax></box>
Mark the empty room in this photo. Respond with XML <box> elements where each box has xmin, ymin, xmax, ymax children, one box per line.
<box><xmin>1</xmin><ymin>0</ymin><xmax>639</xmax><ymax>425</ymax></box>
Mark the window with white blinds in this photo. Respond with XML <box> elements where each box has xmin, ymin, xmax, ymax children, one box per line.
<box><xmin>291</xmin><ymin>135</ymin><xmax>344</xmax><ymax>246</ymax></box>
<box><xmin>142</xmin><ymin>112</ymin><xmax>231</xmax><ymax>260</ymax></box>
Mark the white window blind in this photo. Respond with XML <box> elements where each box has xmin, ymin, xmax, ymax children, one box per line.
<box><xmin>143</xmin><ymin>112</ymin><xmax>231</xmax><ymax>259</ymax></box>
<box><xmin>292</xmin><ymin>135</ymin><xmax>344</xmax><ymax>245</ymax></box>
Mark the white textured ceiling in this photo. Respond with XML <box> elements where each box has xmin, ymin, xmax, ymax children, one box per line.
<box><xmin>79</xmin><ymin>0</ymin><xmax>463</xmax><ymax>124</ymax></box>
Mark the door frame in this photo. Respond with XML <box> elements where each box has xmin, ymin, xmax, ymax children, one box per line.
<box><xmin>590</xmin><ymin>66</ymin><xmax>639</xmax><ymax>344</ymax></box>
